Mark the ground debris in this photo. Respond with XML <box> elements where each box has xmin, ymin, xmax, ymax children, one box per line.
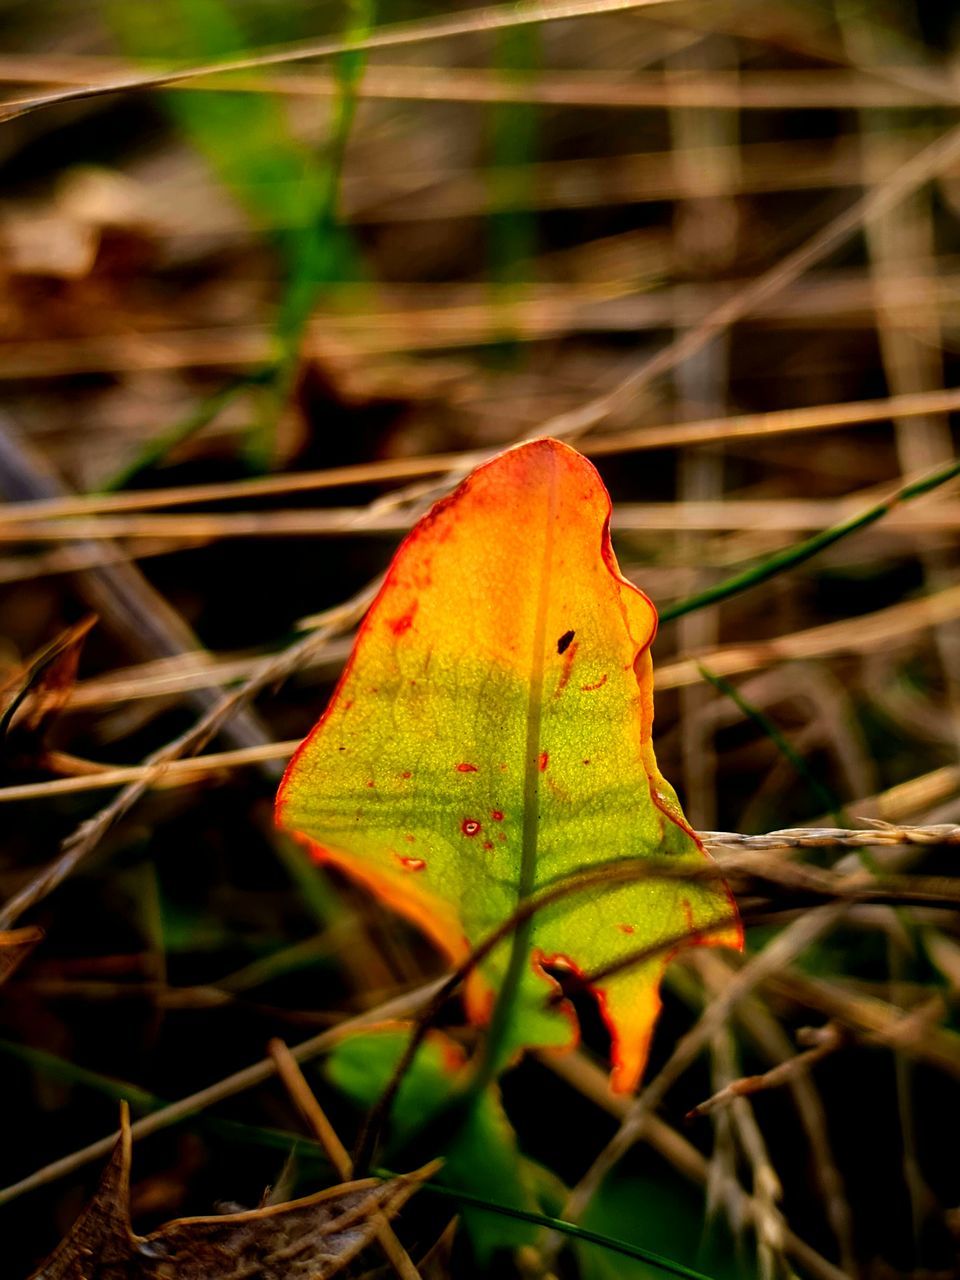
<box><xmin>30</xmin><ymin>1104</ymin><xmax>432</xmax><ymax>1280</ymax></box>
<box><xmin>0</xmin><ymin>928</ymin><xmax>41</xmax><ymax>987</ymax></box>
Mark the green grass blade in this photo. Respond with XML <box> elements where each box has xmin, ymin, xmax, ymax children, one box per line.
<box><xmin>661</xmin><ymin>455</ymin><xmax>960</xmax><ymax>622</ymax></box>
<box><xmin>102</xmin><ymin>0</ymin><xmax>370</xmax><ymax>469</ymax></box>
<box><xmin>697</xmin><ymin>663</ymin><xmax>845</xmax><ymax>825</ymax></box>
<box><xmin>488</xmin><ymin>26</ymin><xmax>540</xmax><ymax>294</ymax></box>
<box><xmin>422</xmin><ymin>1185</ymin><xmax>719</xmax><ymax>1280</ymax></box>
<box><xmin>97</xmin><ymin>378</ymin><xmax>254</xmax><ymax>492</ymax></box>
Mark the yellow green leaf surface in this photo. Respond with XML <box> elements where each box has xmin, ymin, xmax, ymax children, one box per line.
<box><xmin>277</xmin><ymin>438</ymin><xmax>740</xmax><ymax>1091</ymax></box>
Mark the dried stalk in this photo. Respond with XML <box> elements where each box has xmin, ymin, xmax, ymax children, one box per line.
<box><xmin>268</xmin><ymin>1039</ymin><xmax>425</xmax><ymax>1280</ymax></box>
<box><xmin>0</xmin><ymin>386</ymin><xmax>955</xmax><ymax>528</ymax></box>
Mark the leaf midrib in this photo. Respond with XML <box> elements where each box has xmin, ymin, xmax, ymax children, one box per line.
<box><xmin>475</xmin><ymin>453</ymin><xmax>558</xmax><ymax>1081</ymax></box>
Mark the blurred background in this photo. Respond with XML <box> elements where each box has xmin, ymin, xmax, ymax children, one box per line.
<box><xmin>2</xmin><ymin>0</ymin><xmax>960</xmax><ymax>1276</ymax></box>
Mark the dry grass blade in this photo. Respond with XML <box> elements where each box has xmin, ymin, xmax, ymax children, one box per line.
<box><xmin>0</xmin><ymin>978</ymin><xmax>446</xmax><ymax>1210</ymax></box>
<box><xmin>658</xmin><ymin>583</ymin><xmax>960</xmax><ymax>690</ymax></box>
<box><xmin>0</xmin><ymin>742</ymin><xmax>302</xmax><ymax>802</ymax></box>
<box><xmin>4</xmin><ymin>57</ymin><xmax>958</xmax><ymax>109</ymax></box>
<box><xmin>268</xmin><ymin>1039</ymin><xmax>425</xmax><ymax>1280</ymax></box>
<box><xmin>0</xmin><ymin>583</ymin><xmax>377</xmax><ymax>930</ymax></box>
<box><xmin>691</xmin><ymin>952</ymin><xmax>856</xmax><ymax>1273</ymax></box>
<box><xmin>0</xmin><ymin>385</ymin><xmax>955</xmax><ymax>529</ymax></box>
<box><xmin>536</xmin><ymin>118</ymin><xmax>960</xmax><ymax>444</ymax></box>
<box><xmin>11</xmin><ymin>272</ymin><xmax>960</xmax><ymax>373</ymax></box>
<box><xmin>701</xmin><ymin>823</ymin><xmax>960</xmax><ymax>851</ymax></box>
<box><xmin>541</xmin><ymin>1052</ymin><xmax>850</xmax><ymax>1280</ymax></box>
<box><xmin>0</xmin><ymin>0</ymin><xmax>688</xmax><ymax>121</ymax></box>
<box><xmin>2</xmin><ymin>497</ymin><xmax>959</xmax><ymax>542</ymax></box>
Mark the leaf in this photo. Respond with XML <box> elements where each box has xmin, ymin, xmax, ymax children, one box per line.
<box><xmin>30</xmin><ymin>1103</ymin><xmax>433</xmax><ymax>1280</ymax></box>
<box><xmin>277</xmin><ymin>438</ymin><xmax>740</xmax><ymax>1091</ymax></box>
<box><xmin>326</xmin><ymin>1024</ymin><xmax>557</xmax><ymax>1261</ymax></box>
<box><xmin>0</xmin><ymin>927</ymin><xmax>42</xmax><ymax>987</ymax></box>
<box><xmin>0</xmin><ymin>615</ymin><xmax>96</xmax><ymax>744</ymax></box>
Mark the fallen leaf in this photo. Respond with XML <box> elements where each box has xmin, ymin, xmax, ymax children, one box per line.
<box><xmin>0</xmin><ymin>926</ymin><xmax>42</xmax><ymax>986</ymax></box>
<box><xmin>30</xmin><ymin>1103</ymin><xmax>433</xmax><ymax>1279</ymax></box>
<box><xmin>277</xmin><ymin>438</ymin><xmax>741</xmax><ymax>1091</ymax></box>
<box><xmin>0</xmin><ymin>615</ymin><xmax>97</xmax><ymax>743</ymax></box>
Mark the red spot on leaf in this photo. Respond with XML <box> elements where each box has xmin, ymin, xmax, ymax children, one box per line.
<box><xmin>583</xmin><ymin>759</ymin><xmax>591</xmax><ymax>765</ymax></box>
<box><xmin>388</xmin><ymin>607</ymin><xmax>417</xmax><ymax>636</ymax></box>
<box><xmin>538</xmin><ymin>751</ymin><xmax>549</xmax><ymax>772</ymax></box>
<box><xmin>681</xmin><ymin>898</ymin><xmax>700</xmax><ymax>940</ymax></box>
<box><xmin>461</xmin><ymin>819</ymin><xmax>481</xmax><ymax>837</ymax></box>
<box><xmin>456</xmin><ymin>762</ymin><xmax>478</xmax><ymax>773</ymax></box>
<box><xmin>555</xmin><ymin>641</ymin><xmax>578</xmax><ymax>695</ymax></box>
<box><xmin>366</xmin><ymin>779</ymin><xmax>375</xmax><ymax>788</ymax></box>
<box><xmin>498</xmin><ymin>833</ymin><xmax>507</xmax><ymax>843</ymax></box>
<box><xmin>398</xmin><ymin>856</ymin><xmax>426</xmax><ymax>872</ymax></box>
<box><xmin>581</xmin><ymin>673</ymin><xmax>608</xmax><ymax>692</ymax></box>
<box><xmin>400</xmin><ymin>771</ymin><xmax>412</xmax><ymax>780</ymax></box>
<box><xmin>686</xmin><ymin>906</ymin><xmax>706</xmax><ymax>947</ymax></box>
<box><xmin>482</xmin><ymin>840</ymin><xmax>494</xmax><ymax>850</ymax></box>
<box><xmin>403</xmin><ymin>833</ymin><xmax>416</xmax><ymax>843</ymax></box>
<box><xmin>618</xmin><ymin>923</ymin><xmax>635</xmax><ymax>935</ymax></box>
<box><xmin>491</xmin><ymin>810</ymin><xmax>504</xmax><ymax>821</ymax></box>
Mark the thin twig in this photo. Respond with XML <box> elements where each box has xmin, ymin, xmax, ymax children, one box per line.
<box><xmin>692</xmin><ymin>951</ymin><xmax>858</xmax><ymax>1275</ymax></box>
<box><xmin>686</xmin><ymin>1023</ymin><xmax>844</xmax><ymax>1119</ymax></box>
<box><xmin>540</xmin><ymin>1051</ymin><xmax>851</xmax><ymax>1280</ymax></box>
<box><xmin>558</xmin><ymin>904</ymin><xmax>855</xmax><ymax>1229</ymax></box>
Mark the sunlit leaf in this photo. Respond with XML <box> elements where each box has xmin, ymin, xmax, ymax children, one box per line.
<box><xmin>278</xmin><ymin>439</ymin><xmax>740</xmax><ymax>1091</ymax></box>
